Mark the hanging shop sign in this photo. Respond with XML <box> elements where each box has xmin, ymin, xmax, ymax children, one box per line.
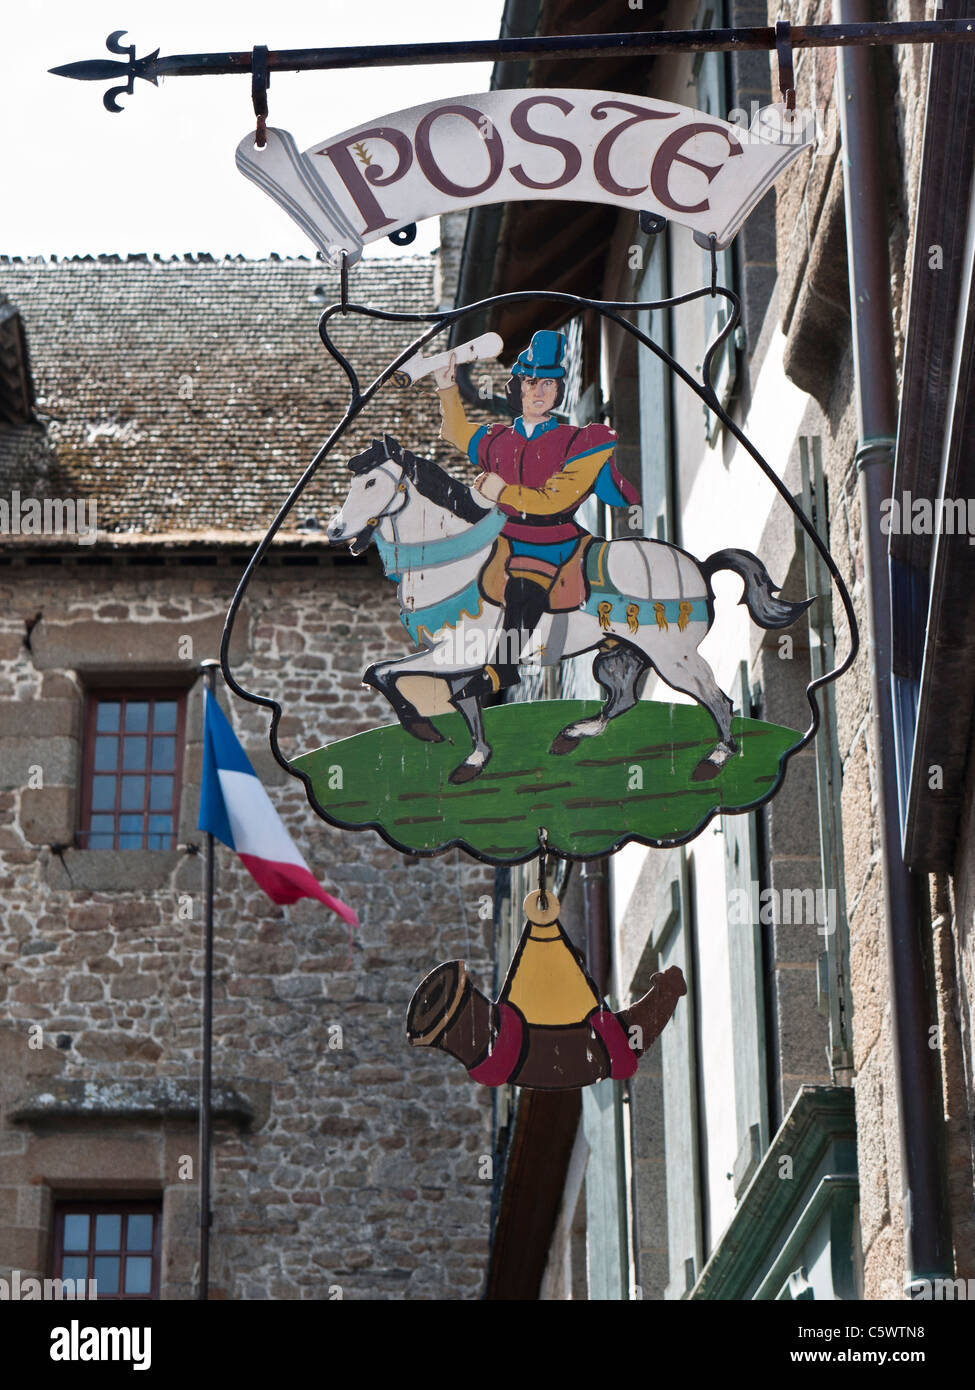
<box><xmin>223</xmin><ymin>81</ymin><xmax>856</xmax><ymax>1090</ymax></box>
<box><xmin>236</xmin><ymin>90</ymin><xmax>814</xmax><ymax>261</ymax></box>
<box><xmin>48</xmin><ymin>39</ymin><xmax>859</xmax><ymax>1089</ymax></box>
<box><xmin>224</xmin><ymin>90</ymin><xmax>856</xmax><ymax>871</ymax></box>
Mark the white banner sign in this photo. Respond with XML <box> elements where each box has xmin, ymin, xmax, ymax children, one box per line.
<box><xmin>237</xmin><ymin>89</ymin><xmax>814</xmax><ymax>263</ymax></box>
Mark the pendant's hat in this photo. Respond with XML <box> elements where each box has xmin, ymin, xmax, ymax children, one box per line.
<box><xmin>511</xmin><ymin>330</ymin><xmax>567</xmax><ymax>379</ymax></box>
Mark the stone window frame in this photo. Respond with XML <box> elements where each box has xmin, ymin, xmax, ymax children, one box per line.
<box><xmin>50</xmin><ymin>1198</ymin><xmax>162</xmax><ymax>1300</ymax></box>
<box><xmin>77</xmin><ymin>686</ymin><xmax>188</xmax><ymax>852</ymax></box>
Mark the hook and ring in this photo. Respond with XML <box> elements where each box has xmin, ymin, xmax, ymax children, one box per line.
<box><xmin>251</xmin><ymin>45</ymin><xmax>269</xmax><ymax>148</ymax></box>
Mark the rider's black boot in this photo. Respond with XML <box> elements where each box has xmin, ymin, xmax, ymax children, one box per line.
<box><xmin>452</xmin><ymin>575</ymin><xmax>550</xmax><ymax>701</ymax></box>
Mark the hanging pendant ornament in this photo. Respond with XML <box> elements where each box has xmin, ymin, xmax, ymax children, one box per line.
<box><xmin>407</xmin><ymin>855</ymin><xmax>686</xmax><ymax>1090</ymax></box>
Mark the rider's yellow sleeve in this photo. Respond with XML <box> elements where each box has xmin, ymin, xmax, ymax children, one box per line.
<box><xmin>438</xmin><ymin>385</ymin><xmax>479</xmax><ymax>455</ymax></box>
<box><xmin>498</xmin><ymin>447</ymin><xmax>614</xmax><ymax>514</ymax></box>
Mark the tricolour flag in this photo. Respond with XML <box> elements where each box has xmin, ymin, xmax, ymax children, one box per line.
<box><xmin>198</xmin><ymin>689</ymin><xmax>358</xmax><ymax>928</ymax></box>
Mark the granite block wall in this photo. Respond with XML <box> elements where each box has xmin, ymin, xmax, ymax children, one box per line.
<box><xmin>0</xmin><ymin>551</ymin><xmax>494</xmax><ymax>1299</ymax></box>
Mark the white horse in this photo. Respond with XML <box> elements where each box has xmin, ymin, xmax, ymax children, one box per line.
<box><xmin>327</xmin><ymin>436</ymin><xmax>811</xmax><ymax>785</ymax></box>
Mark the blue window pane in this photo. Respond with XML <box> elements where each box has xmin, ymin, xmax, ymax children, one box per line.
<box><xmin>88</xmin><ymin>813</ymin><xmax>115</xmax><ymax>850</ymax></box>
<box><xmin>149</xmin><ymin>776</ymin><xmax>173</xmax><ymax>811</ymax></box>
<box><xmin>126</xmin><ymin>1214</ymin><xmax>153</xmax><ymax>1251</ymax></box>
<box><xmin>151</xmin><ymin>738</ymin><xmax>175</xmax><ymax>772</ymax></box>
<box><xmin>94</xmin><ymin>736</ymin><xmax>118</xmax><ymax>771</ymax></box>
<box><xmin>120</xmin><ymin>776</ymin><xmax>145</xmax><ymax>811</ymax></box>
<box><xmin>63</xmin><ymin>1214</ymin><xmax>89</xmax><ymax>1250</ymax></box>
<box><xmin>91</xmin><ymin>776</ymin><xmax>116</xmax><ymax>812</ymax></box>
<box><xmin>61</xmin><ymin>1256</ymin><xmax>89</xmax><ymax>1282</ymax></box>
<box><xmin>93</xmin><ymin>1256</ymin><xmax>119</xmax><ymax>1294</ymax></box>
<box><xmin>124</xmin><ymin>1257</ymin><xmax>152</xmax><ymax>1294</ymax></box>
<box><xmin>119</xmin><ymin>814</ymin><xmax>143</xmax><ymax>851</ymax></box>
<box><xmin>125</xmin><ymin>701</ymin><xmax>149</xmax><ymax>733</ymax></box>
<box><xmin>96</xmin><ymin>701</ymin><xmax>120</xmax><ymax>732</ymax></box>
<box><xmin>154</xmin><ymin>701</ymin><xmax>178</xmax><ymax>733</ymax></box>
<box><xmin>146</xmin><ymin>816</ymin><xmax>172</xmax><ymax>851</ymax></box>
<box><xmin>95</xmin><ymin>1213</ymin><xmax>121</xmax><ymax>1250</ymax></box>
<box><xmin>123</xmin><ymin>737</ymin><xmax>146</xmax><ymax>771</ymax></box>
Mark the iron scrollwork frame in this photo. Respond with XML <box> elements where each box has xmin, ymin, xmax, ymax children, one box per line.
<box><xmin>218</xmin><ymin>268</ymin><xmax>859</xmax><ymax>866</ymax></box>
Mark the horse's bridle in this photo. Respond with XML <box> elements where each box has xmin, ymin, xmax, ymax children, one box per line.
<box><xmin>347</xmin><ymin>455</ymin><xmax>410</xmax><ymax>555</ymax></box>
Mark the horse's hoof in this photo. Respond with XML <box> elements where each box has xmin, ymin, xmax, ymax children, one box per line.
<box><xmin>448</xmin><ymin>761</ymin><xmax>484</xmax><ymax>785</ymax></box>
<box><xmin>404</xmin><ymin>718</ymin><xmax>444</xmax><ymax>744</ymax></box>
<box><xmin>690</xmin><ymin>758</ymin><xmax>722</xmax><ymax>781</ymax></box>
<box><xmin>549</xmin><ymin>732</ymin><xmax>581</xmax><ymax>755</ymax></box>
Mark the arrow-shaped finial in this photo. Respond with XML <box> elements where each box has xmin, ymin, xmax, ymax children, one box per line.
<box><xmin>50</xmin><ymin>30</ymin><xmax>159</xmax><ymax>112</ymax></box>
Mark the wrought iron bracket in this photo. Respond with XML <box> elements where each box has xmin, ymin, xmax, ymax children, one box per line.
<box><xmin>50</xmin><ymin>22</ymin><xmax>975</xmax><ymax>112</ymax></box>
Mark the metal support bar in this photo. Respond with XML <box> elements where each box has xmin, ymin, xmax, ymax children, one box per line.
<box><xmin>50</xmin><ymin>21</ymin><xmax>975</xmax><ymax>111</ymax></box>
<box><xmin>198</xmin><ymin>657</ymin><xmax>220</xmax><ymax>1301</ymax></box>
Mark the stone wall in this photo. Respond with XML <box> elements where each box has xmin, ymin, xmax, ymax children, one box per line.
<box><xmin>0</xmin><ymin>550</ymin><xmax>494</xmax><ymax>1298</ymax></box>
<box><xmin>770</xmin><ymin>0</ymin><xmax>955</xmax><ymax>1299</ymax></box>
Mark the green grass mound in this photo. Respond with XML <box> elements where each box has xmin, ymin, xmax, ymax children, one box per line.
<box><xmin>291</xmin><ymin>699</ymin><xmax>802</xmax><ymax>861</ymax></box>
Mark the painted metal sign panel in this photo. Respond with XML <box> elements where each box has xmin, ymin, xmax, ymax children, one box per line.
<box><xmin>285</xmin><ymin>321</ymin><xmax>816</xmax><ymax>863</ymax></box>
<box><xmin>236</xmin><ymin>90</ymin><xmax>813</xmax><ymax>261</ymax></box>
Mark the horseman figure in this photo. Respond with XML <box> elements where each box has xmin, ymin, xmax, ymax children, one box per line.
<box><xmin>327</xmin><ymin>331</ymin><xmax>812</xmax><ymax>785</ymax></box>
<box><xmin>433</xmin><ymin>330</ymin><xmax>638</xmax><ymax>698</ymax></box>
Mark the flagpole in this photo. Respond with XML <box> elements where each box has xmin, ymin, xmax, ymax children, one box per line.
<box><xmin>198</xmin><ymin>658</ymin><xmax>220</xmax><ymax>1301</ymax></box>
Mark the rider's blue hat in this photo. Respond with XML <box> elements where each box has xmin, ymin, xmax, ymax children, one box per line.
<box><xmin>511</xmin><ymin>330</ymin><xmax>567</xmax><ymax>379</ymax></box>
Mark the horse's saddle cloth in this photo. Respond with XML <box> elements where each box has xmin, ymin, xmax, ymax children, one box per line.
<box><xmin>479</xmin><ymin>535</ymin><xmax>593</xmax><ymax>612</ymax></box>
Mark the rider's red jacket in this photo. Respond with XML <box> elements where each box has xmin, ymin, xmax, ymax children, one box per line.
<box><xmin>439</xmin><ymin>385</ymin><xmax>637</xmax><ymax>546</ymax></box>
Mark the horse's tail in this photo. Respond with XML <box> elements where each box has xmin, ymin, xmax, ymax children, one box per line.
<box><xmin>702</xmin><ymin>548</ymin><xmax>814</xmax><ymax>630</ymax></box>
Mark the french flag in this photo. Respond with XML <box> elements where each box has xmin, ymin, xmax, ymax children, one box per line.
<box><xmin>198</xmin><ymin>690</ymin><xmax>358</xmax><ymax>928</ymax></box>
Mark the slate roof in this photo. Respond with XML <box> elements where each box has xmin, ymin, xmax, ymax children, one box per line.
<box><xmin>0</xmin><ymin>254</ymin><xmax>483</xmax><ymax>539</ymax></box>
<box><xmin>0</xmin><ymin>296</ymin><xmax>33</xmax><ymax>426</ymax></box>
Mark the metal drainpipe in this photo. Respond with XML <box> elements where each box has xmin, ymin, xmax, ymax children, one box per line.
<box><xmin>835</xmin><ymin>0</ymin><xmax>953</xmax><ymax>1288</ymax></box>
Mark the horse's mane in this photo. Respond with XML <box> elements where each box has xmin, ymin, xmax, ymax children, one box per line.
<box><xmin>407</xmin><ymin>452</ymin><xmax>488</xmax><ymax>525</ymax></box>
<box><xmin>352</xmin><ymin>436</ymin><xmax>488</xmax><ymax>526</ymax></box>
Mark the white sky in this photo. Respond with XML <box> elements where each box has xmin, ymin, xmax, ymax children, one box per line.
<box><xmin>5</xmin><ymin>1</ymin><xmax>506</xmax><ymax>259</ymax></box>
